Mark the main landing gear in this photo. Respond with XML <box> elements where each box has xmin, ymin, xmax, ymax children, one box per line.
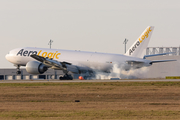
<box><xmin>59</xmin><ymin>74</ymin><xmax>73</xmax><ymax>80</ymax></box>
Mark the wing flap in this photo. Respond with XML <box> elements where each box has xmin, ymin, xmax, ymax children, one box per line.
<box><xmin>126</xmin><ymin>60</ymin><xmax>145</xmax><ymax>65</ymax></box>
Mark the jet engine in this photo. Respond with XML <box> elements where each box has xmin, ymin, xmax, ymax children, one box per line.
<box><xmin>26</xmin><ymin>61</ymin><xmax>48</xmax><ymax>74</ymax></box>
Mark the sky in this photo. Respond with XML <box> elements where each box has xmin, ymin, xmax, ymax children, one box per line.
<box><xmin>1</xmin><ymin>0</ymin><xmax>180</xmax><ymax>68</ymax></box>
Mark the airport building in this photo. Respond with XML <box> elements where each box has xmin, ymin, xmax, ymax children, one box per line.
<box><xmin>0</xmin><ymin>69</ymin><xmax>64</xmax><ymax>80</ymax></box>
<box><xmin>1</xmin><ymin>47</ymin><xmax>180</xmax><ymax>80</ymax></box>
<box><xmin>145</xmin><ymin>47</ymin><xmax>180</xmax><ymax>78</ymax></box>
<box><xmin>146</xmin><ymin>47</ymin><xmax>180</xmax><ymax>56</ymax></box>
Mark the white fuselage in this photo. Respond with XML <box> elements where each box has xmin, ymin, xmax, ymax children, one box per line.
<box><xmin>6</xmin><ymin>47</ymin><xmax>152</xmax><ymax>72</ymax></box>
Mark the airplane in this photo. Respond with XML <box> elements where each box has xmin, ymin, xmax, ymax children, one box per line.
<box><xmin>5</xmin><ymin>26</ymin><xmax>176</xmax><ymax>80</ymax></box>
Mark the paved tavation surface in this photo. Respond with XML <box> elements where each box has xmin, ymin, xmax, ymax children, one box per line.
<box><xmin>0</xmin><ymin>79</ymin><xmax>180</xmax><ymax>83</ymax></box>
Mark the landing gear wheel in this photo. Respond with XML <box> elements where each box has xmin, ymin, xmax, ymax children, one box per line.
<box><xmin>59</xmin><ymin>74</ymin><xmax>73</xmax><ymax>80</ymax></box>
<box><xmin>16</xmin><ymin>71</ymin><xmax>21</xmax><ymax>75</ymax></box>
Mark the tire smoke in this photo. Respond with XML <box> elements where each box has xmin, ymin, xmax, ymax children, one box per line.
<box><xmin>95</xmin><ymin>64</ymin><xmax>149</xmax><ymax>79</ymax></box>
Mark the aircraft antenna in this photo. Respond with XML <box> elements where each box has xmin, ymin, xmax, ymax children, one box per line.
<box><xmin>123</xmin><ymin>38</ymin><xmax>128</xmax><ymax>53</ymax></box>
<box><xmin>48</xmin><ymin>39</ymin><xmax>53</xmax><ymax>49</ymax></box>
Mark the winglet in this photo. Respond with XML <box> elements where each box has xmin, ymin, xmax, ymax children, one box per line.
<box><xmin>125</xmin><ymin>26</ymin><xmax>154</xmax><ymax>58</ymax></box>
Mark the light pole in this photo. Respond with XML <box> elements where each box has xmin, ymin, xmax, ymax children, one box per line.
<box><xmin>48</xmin><ymin>39</ymin><xmax>53</xmax><ymax>49</ymax></box>
<box><xmin>123</xmin><ymin>38</ymin><xmax>128</xmax><ymax>53</ymax></box>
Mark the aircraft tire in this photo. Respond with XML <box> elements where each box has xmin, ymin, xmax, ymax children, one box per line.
<box><xmin>59</xmin><ymin>75</ymin><xmax>73</xmax><ymax>80</ymax></box>
<box><xmin>16</xmin><ymin>71</ymin><xmax>21</xmax><ymax>75</ymax></box>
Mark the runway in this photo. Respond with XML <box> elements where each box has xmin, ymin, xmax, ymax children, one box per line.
<box><xmin>0</xmin><ymin>79</ymin><xmax>180</xmax><ymax>83</ymax></box>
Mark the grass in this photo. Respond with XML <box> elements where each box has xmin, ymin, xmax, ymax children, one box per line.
<box><xmin>0</xmin><ymin>81</ymin><xmax>180</xmax><ymax>87</ymax></box>
<box><xmin>1</xmin><ymin>110</ymin><xmax>180</xmax><ymax>120</ymax></box>
<box><xmin>0</xmin><ymin>81</ymin><xmax>180</xmax><ymax>119</ymax></box>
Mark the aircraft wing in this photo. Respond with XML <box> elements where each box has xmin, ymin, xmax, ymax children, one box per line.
<box><xmin>31</xmin><ymin>54</ymin><xmax>64</xmax><ymax>69</ymax></box>
<box><xmin>30</xmin><ymin>54</ymin><xmax>92</xmax><ymax>74</ymax></box>
<box><xmin>31</xmin><ymin>54</ymin><xmax>46</xmax><ymax>62</ymax></box>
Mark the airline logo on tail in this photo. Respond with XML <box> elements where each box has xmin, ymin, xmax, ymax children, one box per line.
<box><xmin>129</xmin><ymin>27</ymin><xmax>152</xmax><ymax>55</ymax></box>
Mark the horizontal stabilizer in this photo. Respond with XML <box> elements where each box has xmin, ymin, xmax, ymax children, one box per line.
<box><xmin>150</xmin><ymin>60</ymin><xmax>176</xmax><ymax>64</ymax></box>
<box><xmin>143</xmin><ymin>52</ymin><xmax>175</xmax><ymax>59</ymax></box>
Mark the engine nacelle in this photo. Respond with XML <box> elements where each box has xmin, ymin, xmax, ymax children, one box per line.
<box><xmin>26</xmin><ymin>61</ymin><xmax>48</xmax><ymax>74</ymax></box>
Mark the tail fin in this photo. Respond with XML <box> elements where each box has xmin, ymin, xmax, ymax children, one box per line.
<box><xmin>125</xmin><ymin>26</ymin><xmax>154</xmax><ymax>58</ymax></box>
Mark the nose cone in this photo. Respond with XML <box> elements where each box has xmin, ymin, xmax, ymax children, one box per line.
<box><xmin>5</xmin><ymin>54</ymin><xmax>11</xmax><ymax>62</ymax></box>
<box><xmin>5</xmin><ymin>53</ymin><xmax>14</xmax><ymax>63</ymax></box>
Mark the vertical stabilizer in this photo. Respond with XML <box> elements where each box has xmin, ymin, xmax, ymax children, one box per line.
<box><xmin>125</xmin><ymin>26</ymin><xmax>154</xmax><ymax>58</ymax></box>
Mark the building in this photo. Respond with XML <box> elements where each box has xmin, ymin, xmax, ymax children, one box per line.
<box><xmin>0</xmin><ymin>69</ymin><xmax>64</xmax><ymax>80</ymax></box>
<box><xmin>145</xmin><ymin>47</ymin><xmax>180</xmax><ymax>78</ymax></box>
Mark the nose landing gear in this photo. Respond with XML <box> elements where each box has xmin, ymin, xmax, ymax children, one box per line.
<box><xmin>15</xmin><ymin>65</ymin><xmax>21</xmax><ymax>75</ymax></box>
<box><xmin>16</xmin><ymin>70</ymin><xmax>21</xmax><ymax>75</ymax></box>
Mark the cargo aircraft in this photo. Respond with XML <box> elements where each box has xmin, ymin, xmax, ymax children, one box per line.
<box><xmin>5</xmin><ymin>26</ymin><xmax>175</xmax><ymax>80</ymax></box>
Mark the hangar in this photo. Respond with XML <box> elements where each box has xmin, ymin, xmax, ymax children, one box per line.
<box><xmin>146</xmin><ymin>47</ymin><xmax>180</xmax><ymax>78</ymax></box>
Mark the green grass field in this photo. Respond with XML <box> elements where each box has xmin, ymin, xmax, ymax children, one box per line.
<box><xmin>0</xmin><ymin>81</ymin><xmax>180</xmax><ymax>120</ymax></box>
